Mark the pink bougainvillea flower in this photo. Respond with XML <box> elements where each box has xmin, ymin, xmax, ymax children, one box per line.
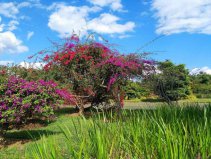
<box><xmin>107</xmin><ymin>74</ymin><xmax>118</xmax><ymax>91</ymax></box>
<box><xmin>43</xmin><ymin>54</ymin><xmax>50</xmax><ymax>61</ymax></box>
<box><xmin>70</xmin><ymin>35</ymin><xmax>79</xmax><ymax>42</ymax></box>
<box><xmin>65</xmin><ymin>43</ymin><xmax>75</xmax><ymax>49</ymax></box>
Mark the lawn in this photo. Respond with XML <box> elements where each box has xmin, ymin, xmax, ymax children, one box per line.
<box><xmin>124</xmin><ymin>98</ymin><xmax>211</xmax><ymax>109</ymax></box>
<box><xmin>0</xmin><ymin>104</ymin><xmax>211</xmax><ymax>159</ymax></box>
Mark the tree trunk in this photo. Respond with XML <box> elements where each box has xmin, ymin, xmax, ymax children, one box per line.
<box><xmin>78</xmin><ymin>104</ymin><xmax>84</xmax><ymax>115</ymax></box>
<box><xmin>116</xmin><ymin>104</ymin><xmax>122</xmax><ymax>117</ymax></box>
<box><xmin>116</xmin><ymin>91</ymin><xmax>123</xmax><ymax>118</ymax></box>
<box><xmin>75</xmin><ymin>97</ymin><xmax>85</xmax><ymax>115</ymax></box>
<box><xmin>0</xmin><ymin>129</ymin><xmax>4</xmax><ymax>145</ymax></box>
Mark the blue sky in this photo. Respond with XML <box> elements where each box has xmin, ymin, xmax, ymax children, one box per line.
<box><xmin>0</xmin><ymin>0</ymin><xmax>211</xmax><ymax>74</ymax></box>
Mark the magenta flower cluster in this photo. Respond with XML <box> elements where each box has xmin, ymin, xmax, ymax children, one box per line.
<box><xmin>0</xmin><ymin>76</ymin><xmax>73</xmax><ymax>126</ymax></box>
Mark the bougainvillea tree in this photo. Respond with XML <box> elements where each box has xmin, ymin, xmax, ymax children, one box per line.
<box><xmin>39</xmin><ymin>35</ymin><xmax>155</xmax><ymax>114</ymax></box>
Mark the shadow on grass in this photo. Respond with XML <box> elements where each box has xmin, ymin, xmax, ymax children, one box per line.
<box><xmin>4</xmin><ymin>129</ymin><xmax>57</xmax><ymax>140</ymax></box>
<box><xmin>55</xmin><ymin>105</ymin><xmax>95</xmax><ymax>117</ymax></box>
<box><xmin>55</xmin><ymin>106</ymin><xmax>78</xmax><ymax>116</ymax></box>
<box><xmin>1</xmin><ymin>129</ymin><xmax>59</xmax><ymax>148</ymax></box>
<box><xmin>0</xmin><ymin>117</ymin><xmax>60</xmax><ymax>148</ymax></box>
<box><xmin>141</xmin><ymin>98</ymin><xmax>165</xmax><ymax>102</ymax></box>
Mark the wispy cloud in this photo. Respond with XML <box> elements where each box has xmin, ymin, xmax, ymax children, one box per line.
<box><xmin>0</xmin><ymin>2</ymin><xmax>19</xmax><ymax>18</ymax></box>
<box><xmin>0</xmin><ymin>1</ymin><xmax>45</xmax><ymax>19</ymax></box>
<box><xmin>7</xmin><ymin>20</ymin><xmax>19</xmax><ymax>31</ymax></box>
<box><xmin>152</xmin><ymin>0</ymin><xmax>211</xmax><ymax>35</ymax></box>
<box><xmin>0</xmin><ymin>16</ymin><xmax>4</xmax><ymax>31</ymax></box>
<box><xmin>140</xmin><ymin>11</ymin><xmax>149</xmax><ymax>17</ymax></box>
<box><xmin>27</xmin><ymin>31</ymin><xmax>34</xmax><ymax>40</ymax></box>
<box><xmin>87</xmin><ymin>0</ymin><xmax>123</xmax><ymax>11</ymax></box>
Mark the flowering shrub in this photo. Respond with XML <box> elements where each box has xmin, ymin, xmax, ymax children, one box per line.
<box><xmin>0</xmin><ymin>66</ymin><xmax>8</xmax><ymax>84</ymax></box>
<box><xmin>0</xmin><ymin>76</ymin><xmax>74</xmax><ymax>128</ymax></box>
<box><xmin>38</xmin><ymin>35</ymin><xmax>154</xmax><ymax>112</ymax></box>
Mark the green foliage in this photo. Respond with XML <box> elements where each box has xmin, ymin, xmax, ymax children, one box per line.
<box><xmin>1</xmin><ymin>65</ymin><xmax>48</xmax><ymax>84</ymax></box>
<box><xmin>191</xmin><ymin>73</ymin><xmax>211</xmax><ymax>98</ymax></box>
<box><xmin>152</xmin><ymin>60</ymin><xmax>191</xmax><ymax>103</ymax></box>
<box><xmin>124</xmin><ymin>80</ymin><xmax>150</xmax><ymax>99</ymax></box>
<box><xmin>0</xmin><ymin>66</ymin><xmax>8</xmax><ymax>84</ymax></box>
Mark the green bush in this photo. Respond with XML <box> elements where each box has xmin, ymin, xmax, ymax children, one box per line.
<box><xmin>152</xmin><ymin>60</ymin><xmax>191</xmax><ymax>103</ymax></box>
<box><xmin>190</xmin><ymin>73</ymin><xmax>211</xmax><ymax>98</ymax></box>
<box><xmin>124</xmin><ymin>80</ymin><xmax>150</xmax><ymax>99</ymax></box>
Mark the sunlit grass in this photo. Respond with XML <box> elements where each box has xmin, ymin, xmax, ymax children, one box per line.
<box><xmin>23</xmin><ymin>105</ymin><xmax>211</xmax><ymax>159</ymax></box>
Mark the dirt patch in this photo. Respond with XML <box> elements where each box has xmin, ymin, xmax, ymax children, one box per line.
<box><xmin>64</xmin><ymin>111</ymin><xmax>94</xmax><ymax>117</ymax></box>
<box><xmin>0</xmin><ymin>138</ymin><xmax>30</xmax><ymax>149</ymax></box>
<box><xmin>20</xmin><ymin>122</ymin><xmax>46</xmax><ymax>130</ymax></box>
<box><xmin>65</xmin><ymin>112</ymin><xmax>80</xmax><ymax>117</ymax></box>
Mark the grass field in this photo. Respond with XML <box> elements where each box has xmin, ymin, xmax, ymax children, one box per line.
<box><xmin>124</xmin><ymin>98</ymin><xmax>211</xmax><ymax>109</ymax></box>
<box><xmin>0</xmin><ymin>103</ymin><xmax>211</xmax><ymax>159</ymax></box>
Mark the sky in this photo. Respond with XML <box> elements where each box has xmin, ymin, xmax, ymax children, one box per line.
<box><xmin>0</xmin><ymin>0</ymin><xmax>211</xmax><ymax>74</ymax></box>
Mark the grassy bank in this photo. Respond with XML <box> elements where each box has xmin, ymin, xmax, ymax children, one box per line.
<box><xmin>0</xmin><ymin>104</ymin><xmax>211</xmax><ymax>159</ymax></box>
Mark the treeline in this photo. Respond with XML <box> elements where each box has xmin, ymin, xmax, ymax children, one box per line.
<box><xmin>1</xmin><ymin>60</ymin><xmax>211</xmax><ymax>104</ymax></box>
<box><xmin>191</xmin><ymin>73</ymin><xmax>211</xmax><ymax>98</ymax></box>
<box><xmin>124</xmin><ymin>60</ymin><xmax>211</xmax><ymax>102</ymax></box>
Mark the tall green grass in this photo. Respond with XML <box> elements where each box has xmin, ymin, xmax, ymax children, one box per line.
<box><xmin>26</xmin><ymin>105</ymin><xmax>211</xmax><ymax>159</ymax></box>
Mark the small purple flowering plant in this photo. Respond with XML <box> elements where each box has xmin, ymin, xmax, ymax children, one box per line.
<box><xmin>0</xmin><ymin>76</ymin><xmax>74</xmax><ymax>127</ymax></box>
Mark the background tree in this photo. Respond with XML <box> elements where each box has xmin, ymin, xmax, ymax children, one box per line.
<box><xmin>190</xmin><ymin>73</ymin><xmax>211</xmax><ymax>98</ymax></box>
<box><xmin>152</xmin><ymin>60</ymin><xmax>191</xmax><ymax>103</ymax></box>
<box><xmin>124</xmin><ymin>80</ymin><xmax>150</xmax><ymax>100</ymax></box>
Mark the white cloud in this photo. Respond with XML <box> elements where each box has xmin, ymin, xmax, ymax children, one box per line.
<box><xmin>19</xmin><ymin>61</ymin><xmax>44</xmax><ymax>69</ymax></box>
<box><xmin>0</xmin><ymin>2</ymin><xmax>19</xmax><ymax>18</ymax></box>
<box><xmin>0</xmin><ymin>60</ymin><xmax>13</xmax><ymax>65</ymax></box>
<box><xmin>87</xmin><ymin>13</ymin><xmax>135</xmax><ymax>34</ymax></box>
<box><xmin>48</xmin><ymin>5</ymin><xmax>93</xmax><ymax>37</ymax></box>
<box><xmin>152</xmin><ymin>0</ymin><xmax>211</xmax><ymax>35</ymax></box>
<box><xmin>87</xmin><ymin>0</ymin><xmax>123</xmax><ymax>11</ymax></box>
<box><xmin>48</xmin><ymin>4</ymin><xmax>135</xmax><ymax>38</ymax></box>
<box><xmin>27</xmin><ymin>31</ymin><xmax>34</xmax><ymax>40</ymax></box>
<box><xmin>0</xmin><ymin>31</ymin><xmax>28</xmax><ymax>54</ymax></box>
<box><xmin>190</xmin><ymin>67</ymin><xmax>211</xmax><ymax>75</ymax></box>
